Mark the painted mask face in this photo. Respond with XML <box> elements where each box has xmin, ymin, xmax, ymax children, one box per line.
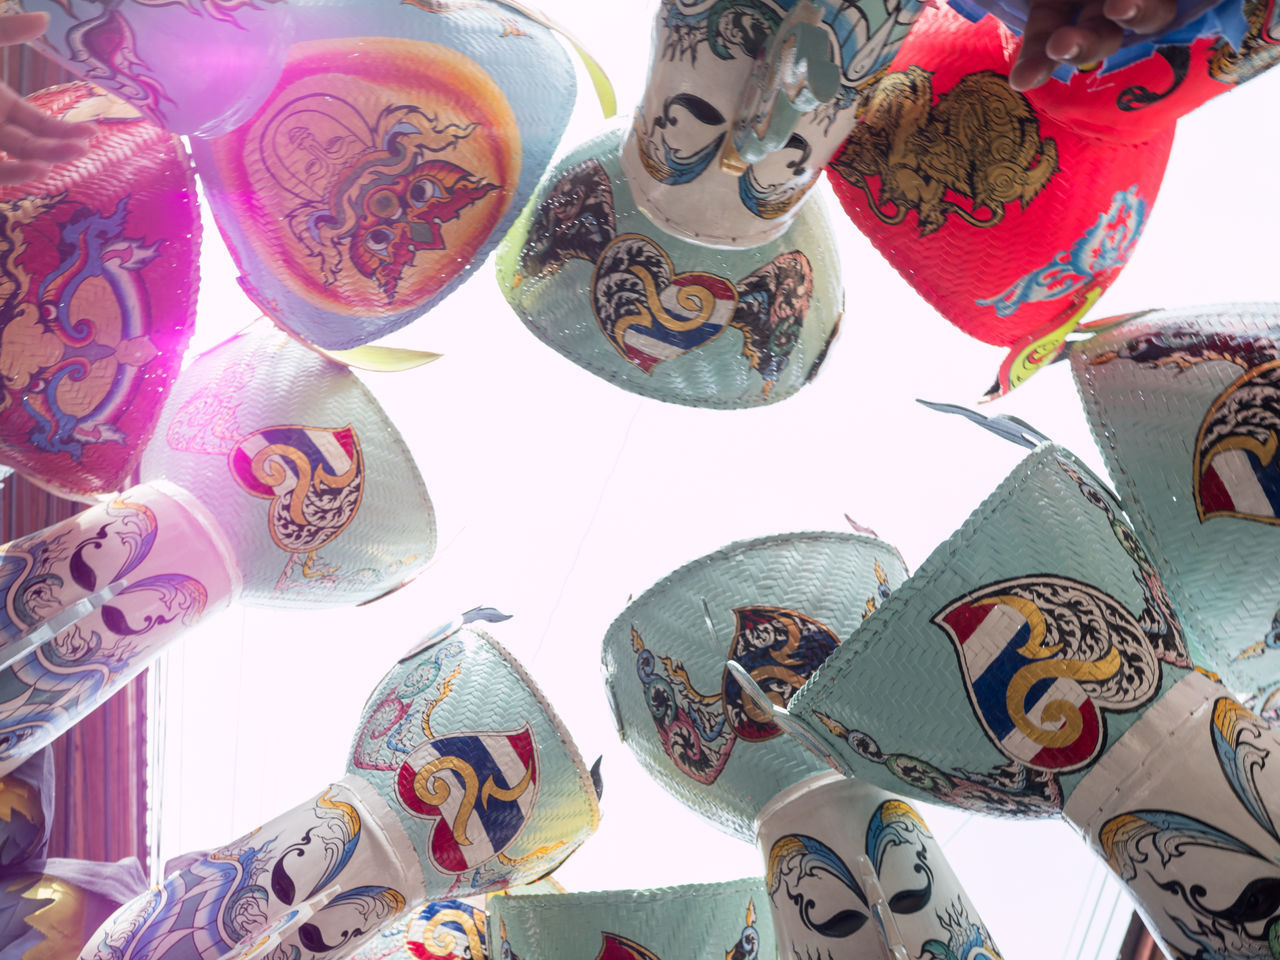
<box><xmin>350</xmin><ymin>159</ymin><xmax>499</xmax><ymax>300</ymax></box>
<box><xmin>1106</xmin><ymin>812</ymin><xmax>1280</xmax><ymax>959</ymax></box>
<box><xmin>760</xmin><ymin>782</ymin><xmax>1003</xmax><ymax>960</ymax></box>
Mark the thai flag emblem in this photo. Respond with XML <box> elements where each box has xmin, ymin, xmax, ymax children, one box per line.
<box><xmin>396</xmin><ymin>726</ymin><xmax>539</xmax><ymax>875</ymax></box>
<box><xmin>593</xmin><ymin>235</ymin><xmax>738</xmax><ymax>374</ymax></box>
<box><xmin>932</xmin><ymin>577</ymin><xmax>1156</xmax><ymax>773</ymax></box>
<box><xmin>229</xmin><ymin>423</ymin><xmax>363</xmax><ymax>552</ymax></box>
<box><xmin>1195</xmin><ymin>360</ymin><xmax>1280</xmax><ymax>525</ymax></box>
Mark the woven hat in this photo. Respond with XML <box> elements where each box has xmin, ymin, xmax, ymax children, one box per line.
<box><xmin>84</xmin><ymin>620</ymin><xmax>600</xmax><ymax>960</ymax></box>
<box><xmin>620</xmin><ymin>0</ymin><xmax>920</xmax><ymax>249</ymax></box>
<box><xmin>138</xmin><ymin>321</ymin><xmax>435</xmax><ymax>608</ymax></box>
<box><xmin>22</xmin><ymin>0</ymin><xmax>293</xmax><ymax>136</ymax></box>
<box><xmin>498</xmin><ymin>125</ymin><xmax>844</xmax><ymax>408</ymax></box>
<box><xmin>0</xmin><ymin>82</ymin><xmax>198</xmax><ymax>499</ymax></box>
<box><xmin>600</xmin><ymin>531</ymin><xmax>908</xmax><ymax>841</ymax></box>
<box><xmin>776</xmin><ymin>444</ymin><xmax>1195</xmax><ymax>817</ymax></box>
<box><xmin>755</xmin><ymin>771</ymin><xmax>1003</xmax><ymax>960</ymax></box>
<box><xmin>1016</xmin><ymin>0</ymin><xmax>1280</xmax><ymax>142</ymax></box>
<box><xmin>1070</xmin><ymin>303</ymin><xmax>1280</xmax><ymax>709</ymax></box>
<box><xmin>0</xmin><ymin>480</ymin><xmax>238</xmax><ymax>776</ymax></box>
<box><xmin>826</xmin><ymin>5</ymin><xmax>1172</xmax><ymax>396</ymax></box>
<box><xmin>190</xmin><ymin>0</ymin><xmax>576</xmax><ymax>350</ymax></box>
<box><xmin>487</xmin><ymin>879</ymin><xmax>771</xmax><ymax>960</ymax></box>
<box><xmin>753</xmin><ymin>443</ymin><xmax>1280</xmax><ymax>957</ymax></box>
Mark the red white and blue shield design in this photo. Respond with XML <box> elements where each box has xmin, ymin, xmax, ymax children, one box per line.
<box><xmin>592</xmin><ymin>235</ymin><xmax>738</xmax><ymax>374</ymax></box>
<box><xmin>1194</xmin><ymin>361</ymin><xmax>1280</xmax><ymax>524</ymax></box>
<box><xmin>396</xmin><ymin>726</ymin><xmax>539</xmax><ymax>875</ymax></box>
<box><xmin>932</xmin><ymin>576</ymin><xmax>1160</xmax><ymax>773</ymax></box>
<box><xmin>230</xmin><ymin>424</ymin><xmax>364</xmax><ymax>553</ymax></box>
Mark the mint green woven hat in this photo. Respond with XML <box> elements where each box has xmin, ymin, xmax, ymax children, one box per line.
<box><xmin>773</xmin><ymin>444</ymin><xmax>1196</xmax><ymax>818</ymax></box>
<box><xmin>601</xmin><ymin>532</ymin><xmax>908</xmax><ymax>841</ymax></box>
<box><xmin>486</xmin><ymin>879</ymin><xmax>771</xmax><ymax>960</ymax></box>
<box><xmin>1070</xmin><ymin>303</ymin><xmax>1280</xmax><ymax>714</ymax></box>
<box><xmin>496</xmin><ymin>125</ymin><xmax>843</xmax><ymax>409</ymax></box>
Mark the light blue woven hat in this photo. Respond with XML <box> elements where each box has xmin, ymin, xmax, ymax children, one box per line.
<box><xmin>487</xmin><ymin>879</ymin><xmax>771</xmax><ymax>960</ymax></box>
<box><xmin>496</xmin><ymin>125</ymin><xmax>844</xmax><ymax>408</ymax></box>
<box><xmin>350</xmin><ymin>621</ymin><xmax>601</xmax><ymax>895</ymax></box>
<box><xmin>601</xmin><ymin>531</ymin><xmax>908</xmax><ymax>841</ymax></box>
<box><xmin>769</xmin><ymin>443</ymin><xmax>1196</xmax><ymax>818</ymax></box>
<box><xmin>1070</xmin><ymin>303</ymin><xmax>1280</xmax><ymax>715</ymax></box>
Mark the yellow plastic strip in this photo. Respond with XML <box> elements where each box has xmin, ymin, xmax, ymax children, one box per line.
<box><xmin>316</xmin><ymin>344</ymin><xmax>443</xmax><ymax>372</ymax></box>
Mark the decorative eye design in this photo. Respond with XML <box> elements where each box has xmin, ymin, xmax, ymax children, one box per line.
<box><xmin>364</xmin><ymin>187</ymin><xmax>405</xmax><ymax>221</ymax></box>
<box><xmin>409</xmin><ymin>176</ymin><xmax>444</xmax><ymax>208</ymax></box>
<box><xmin>364</xmin><ymin>227</ymin><xmax>396</xmax><ymax>257</ymax></box>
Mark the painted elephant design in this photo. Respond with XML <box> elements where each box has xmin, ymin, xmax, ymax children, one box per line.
<box><xmin>831</xmin><ymin>67</ymin><xmax>1058</xmax><ymax>235</ymax></box>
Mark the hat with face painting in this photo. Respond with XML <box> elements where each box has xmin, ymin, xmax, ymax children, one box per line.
<box><xmin>496</xmin><ymin>0</ymin><xmax>924</xmax><ymax>407</ymax></box>
<box><xmin>601</xmin><ymin>531</ymin><xmax>908</xmax><ymax>841</ymax></box>
<box><xmin>190</xmin><ymin>0</ymin><xmax>578</xmax><ymax>351</ymax></box>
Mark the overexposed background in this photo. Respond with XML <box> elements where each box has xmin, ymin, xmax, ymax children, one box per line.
<box><xmin>145</xmin><ymin>3</ymin><xmax>1280</xmax><ymax>958</ymax></box>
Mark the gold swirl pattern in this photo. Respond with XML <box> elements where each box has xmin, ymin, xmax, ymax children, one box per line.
<box><xmin>411</xmin><ymin>754</ymin><xmax>534</xmax><ymax>846</ymax></box>
<box><xmin>420</xmin><ymin>906</ymin><xmax>485</xmax><ymax>958</ymax></box>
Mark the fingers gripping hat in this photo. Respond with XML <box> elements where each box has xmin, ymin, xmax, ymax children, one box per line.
<box><xmin>0</xmin><ymin>480</ymin><xmax>237</xmax><ymax>776</ymax></box>
<box><xmin>487</xmin><ymin>879</ymin><xmax>773</xmax><ymax>960</ymax></box>
<box><xmin>0</xmin><ymin>82</ymin><xmax>199</xmax><ymax>498</ymax></box>
<box><xmin>749</xmin><ymin>435</ymin><xmax>1280</xmax><ymax>958</ymax></box>
<box><xmin>601</xmin><ymin>531</ymin><xmax>909</xmax><ymax>842</ymax></box>
<box><xmin>138</xmin><ymin>321</ymin><xmax>435</xmax><ymax>608</ymax></box>
<box><xmin>189</xmin><ymin>0</ymin><xmax>578</xmax><ymax>350</ymax></box>
<box><xmin>497</xmin><ymin>124</ymin><xmax>844</xmax><ymax>408</ymax></box>
<box><xmin>13</xmin><ymin>0</ymin><xmax>294</xmax><ymax>136</ymax></box>
<box><xmin>826</xmin><ymin>5</ymin><xmax>1173</xmax><ymax>397</ymax></box>
<box><xmin>1069</xmin><ymin>304</ymin><xmax>1280</xmax><ymax>712</ymax></box>
<box><xmin>949</xmin><ymin>0</ymin><xmax>1277</xmax><ymax>98</ymax></box>
<box><xmin>80</xmin><ymin>620</ymin><xmax>601</xmax><ymax>960</ymax></box>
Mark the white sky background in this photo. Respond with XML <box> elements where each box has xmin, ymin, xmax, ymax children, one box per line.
<box><xmin>146</xmin><ymin>3</ymin><xmax>1280</xmax><ymax>958</ymax></box>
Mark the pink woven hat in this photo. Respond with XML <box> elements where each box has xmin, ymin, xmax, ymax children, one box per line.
<box><xmin>0</xmin><ymin>82</ymin><xmax>199</xmax><ymax>499</ymax></box>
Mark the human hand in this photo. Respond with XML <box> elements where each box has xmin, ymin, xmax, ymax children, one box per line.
<box><xmin>0</xmin><ymin>11</ymin><xmax>95</xmax><ymax>184</ymax></box>
<box><xmin>1008</xmin><ymin>0</ymin><xmax>1180</xmax><ymax>89</ymax></box>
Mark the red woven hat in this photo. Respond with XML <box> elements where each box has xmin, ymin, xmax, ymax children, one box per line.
<box><xmin>0</xmin><ymin>82</ymin><xmax>198</xmax><ymax>498</ymax></box>
<box><xmin>1025</xmin><ymin>2</ymin><xmax>1280</xmax><ymax>143</ymax></box>
<box><xmin>828</xmin><ymin>5</ymin><xmax>1172</xmax><ymax>396</ymax></box>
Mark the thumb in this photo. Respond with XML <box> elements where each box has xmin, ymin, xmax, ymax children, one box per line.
<box><xmin>0</xmin><ymin>12</ymin><xmax>51</xmax><ymax>48</ymax></box>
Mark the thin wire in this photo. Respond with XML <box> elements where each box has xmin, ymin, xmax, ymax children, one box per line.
<box><xmin>530</xmin><ymin>398</ymin><xmax>643</xmax><ymax>666</ymax></box>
